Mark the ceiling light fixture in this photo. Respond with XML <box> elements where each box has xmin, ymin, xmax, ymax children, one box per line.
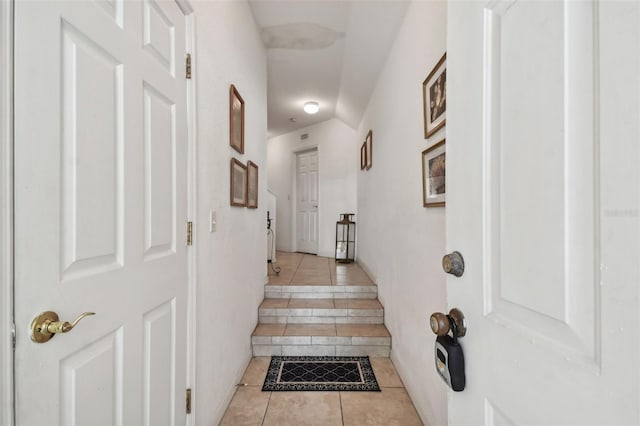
<box><xmin>303</xmin><ymin>101</ymin><xmax>319</xmax><ymax>114</ymax></box>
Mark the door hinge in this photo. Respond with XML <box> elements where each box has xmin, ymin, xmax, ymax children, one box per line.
<box><xmin>186</xmin><ymin>388</ymin><xmax>192</xmax><ymax>414</ymax></box>
<box><xmin>186</xmin><ymin>53</ymin><xmax>192</xmax><ymax>79</ymax></box>
<box><xmin>186</xmin><ymin>221</ymin><xmax>193</xmax><ymax>246</ymax></box>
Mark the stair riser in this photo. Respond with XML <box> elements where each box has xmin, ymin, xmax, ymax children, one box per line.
<box><xmin>265</xmin><ymin>285</ymin><xmax>378</xmax><ymax>300</ymax></box>
<box><xmin>252</xmin><ymin>336</ymin><xmax>390</xmax><ymax>346</ymax></box>
<box><xmin>259</xmin><ymin>308</ymin><xmax>383</xmax><ymax>317</ymax></box>
<box><xmin>265</xmin><ymin>292</ymin><xmax>378</xmax><ymax>299</ymax></box>
<box><xmin>253</xmin><ymin>345</ymin><xmax>391</xmax><ymax>357</ymax></box>
<box><xmin>259</xmin><ymin>316</ymin><xmax>384</xmax><ymax>325</ymax></box>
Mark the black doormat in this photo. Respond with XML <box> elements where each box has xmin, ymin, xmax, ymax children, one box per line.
<box><xmin>262</xmin><ymin>355</ymin><xmax>381</xmax><ymax>392</ymax></box>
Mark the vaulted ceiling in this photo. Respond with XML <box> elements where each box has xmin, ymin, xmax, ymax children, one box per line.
<box><xmin>248</xmin><ymin>1</ymin><xmax>410</xmax><ymax>137</ymax></box>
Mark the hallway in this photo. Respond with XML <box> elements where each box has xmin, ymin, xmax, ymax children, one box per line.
<box><xmin>220</xmin><ymin>253</ymin><xmax>423</xmax><ymax>425</ymax></box>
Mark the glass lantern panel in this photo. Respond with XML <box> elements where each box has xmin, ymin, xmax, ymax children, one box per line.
<box><xmin>347</xmin><ymin>242</ymin><xmax>355</xmax><ymax>260</ymax></box>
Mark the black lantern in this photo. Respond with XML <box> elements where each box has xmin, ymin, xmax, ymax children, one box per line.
<box><xmin>335</xmin><ymin>213</ymin><xmax>356</xmax><ymax>263</ymax></box>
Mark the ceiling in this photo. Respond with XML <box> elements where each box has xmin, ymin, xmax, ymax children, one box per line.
<box><xmin>248</xmin><ymin>1</ymin><xmax>410</xmax><ymax>138</ymax></box>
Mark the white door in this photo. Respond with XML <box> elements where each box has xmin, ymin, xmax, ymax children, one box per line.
<box><xmin>14</xmin><ymin>1</ymin><xmax>189</xmax><ymax>424</ymax></box>
<box><xmin>296</xmin><ymin>150</ymin><xmax>319</xmax><ymax>254</ymax></box>
<box><xmin>446</xmin><ymin>1</ymin><xmax>639</xmax><ymax>424</ymax></box>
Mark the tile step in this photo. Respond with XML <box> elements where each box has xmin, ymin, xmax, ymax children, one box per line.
<box><xmin>251</xmin><ymin>323</ymin><xmax>391</xmax><ymax>357</ymax></box>
<box><xmin>258</xmin><ymin>298</ymin><xmax>384</xmax><ymax>325</ymax></box>
<box><xmin>265</xmin><ymin>284</ymin><xmax>378</xmax><ymax>299</ymax></box>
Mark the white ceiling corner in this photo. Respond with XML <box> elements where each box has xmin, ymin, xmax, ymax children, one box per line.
<box><xmin>248</xmin><ymin>0</ymin><xmax>410</xmax><ymax>138</ymax></box>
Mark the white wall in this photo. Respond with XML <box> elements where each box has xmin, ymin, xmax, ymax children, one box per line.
<box><xmin>267</xmin><ymin>119</ymin><xmax>358</xmax><ymax>258</ymax></box>
<box><xmin>356</xmin><ymin>2</ymin><xmax>448</xmax><ymax>425</ymax></box>
<box><xmin>191</xmin><ymin>2</ymin><xmax>267</xmax><ymax>425</ymax></box>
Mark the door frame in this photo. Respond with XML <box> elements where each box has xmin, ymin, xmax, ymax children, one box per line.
<box><xmin>2</xmin><ymin>1</ymin><xmax>199</xmax><ymax>424</ymax></box>
<box><xmin>178</xmin><ymin>2</ymin><xmax>198</xmax><ymax>425</ymax></box>
<box><xmin>292</xmin><ymin>146</ymin><xmax>319</xmax><ymax>254</ymax></box>
<box><xmin>1</xmin><ymin>0</ymin><xmax>14</xmax><ymax>425</ymax></box>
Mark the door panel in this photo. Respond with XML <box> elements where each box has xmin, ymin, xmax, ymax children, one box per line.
<box><xmin>483</xmin><ymin>0</ymin><xmax>598</xmax><ymax>358</ymax></box>
<box><xmin>60</xmin><ymin>329</ymin><xmax>124</xmax><ymax>425</ymax></box>
<box><xmin>447</xmin><ymin>0</ymin><xmax>638</xmax><ymax>424</ymax></box>
<box><xmin>14</xmin><ymin>1</ymin><xmax>188</xmax><ymax>424</ymax></box>
<box><xmin>143</xmin><ymin>82</ymin><xmax>176</xmax><ymax>260</ymax></box>
<box><xmin>61</xmin><ymin>19</ymin><xmax>124</xmax><ymax>280</ymax></box>
<box><xmin>143</xmin><ymin>299</ymin><xmax>177</xmax><ymax>425</ymax></box>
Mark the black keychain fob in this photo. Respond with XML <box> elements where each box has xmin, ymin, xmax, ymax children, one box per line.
<box><xmin>434</xmin><ymin>319</ymin><xmax>465</xmax><ymax>391</ymax></box>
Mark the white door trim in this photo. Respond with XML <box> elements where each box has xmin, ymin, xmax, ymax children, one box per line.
<box><xmin>182</xmin><ymin>5</ymin><xmax>198</xmax><ymax>426</ymax></box>
<box><xmin>170</xmin><ymin>1</ymin><xmax>198</xmax><ymax>423</ymax></box>
<box><xmin>1</xmin><ymin>1</ymin><xmax>14</xmax><ymax>425</ymax></box>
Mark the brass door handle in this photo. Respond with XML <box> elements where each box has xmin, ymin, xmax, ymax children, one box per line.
<box><xmin>31</xmin><ymin>311</ymin><xmax>95</xmax><ymax>343</ymax></box>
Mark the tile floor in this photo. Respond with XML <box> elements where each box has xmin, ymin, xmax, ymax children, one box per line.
<box><xmin>221</xmin><ymin>252</ymin><xmax>424</xmax><ymax>425</ymax></box>
<box><xmin>267</xmin><ymin>252</ymin><xmax>374</xmax><ymax>286</ymax></box>
<box><xmin>220</xmin><ymin>357</ymin><xmax>424</xmax><ymax>426</ymax></box>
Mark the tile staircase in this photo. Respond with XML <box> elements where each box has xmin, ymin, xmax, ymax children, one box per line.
<box><xmin>252</xmin><ymin>253</ymin><xmax>391</xmax><ymax>357</ymax></box>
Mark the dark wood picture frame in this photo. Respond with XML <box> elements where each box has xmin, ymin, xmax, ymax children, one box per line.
<box><xmin>230</xmin><ymin>158</ymin><xmax>247</xmax><ymax>207</ymax></box>
<box><xmin>422</xmin><ymin>139</ymin><xmax>446</xmax><ymax>207</ymax></box>
<box><xmin>230</xmin><ymin>84</ymin><xmax>245</xmax><ymax>154</ymax></box>
<box><xmin>246</xmin><ymin>160</ymin><xmax>258</xmax><ymax>209</ymax></box>
<box><xmin>360</xmin><ymin>142</ymin><xmax>367</xmax><ymax>170</ymax></box>
<box><xmin>365</xmin><ymin>130</ymin><xmax>373</xmax><ymax>170</ymax></box>
<box><xmin>423</xmin><ymin>53</ymin><xmax>447</xmax><ymax>139</ymax></box>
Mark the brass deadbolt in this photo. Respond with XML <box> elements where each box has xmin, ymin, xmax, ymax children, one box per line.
<box><xmin>442</xmin><ymin>251</ymin><xmax>465</xmax><ymax>277</ymax></box>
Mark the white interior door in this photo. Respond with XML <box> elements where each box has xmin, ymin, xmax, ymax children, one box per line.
<box><xmin>296</xmin><ymin>149</ymin><xmax>319</xmax><ymax>254</ymax></box>
<box><xmin>446</xmin><ymin>1</ymin><xmax>639</xmax><ymax>424</ymax></box>
<box><xmin>14</xmin><ymin>1</ymin><xmax>189</xmax><ymax>424</ymax></box>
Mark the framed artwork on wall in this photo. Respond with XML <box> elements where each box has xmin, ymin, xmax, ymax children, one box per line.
<box><xmin>360</xmin><ymin>142</ymin><xmax>367</xmax><ymax>170</ymax></box>
<box><xmin>423</xmin><ymin>53</ymin><xmax>446</xmax><ymax>139</ymax></box>
<box><xmin>365</xmin><ymin>130</ymin><xmax>373</xmax><ymax>170</ymax></box>
<box><xmin>230</xmin><ymin>158</ymin><xmax>247</xmax><ymax>207</ymax></box>
<box><xmin>230</xmin><ymin>84</ymin><xmax>245</xmax><ymax>154</ymax></box>
<box><xmin>247</xmin><ymin>160</ymin><xmax>258</xmax><ymax>208</ymax></box>
<box><xmin>422</xmin><ymin>139</ymin><xmax>446</xmax><ymax>207</ymax></box>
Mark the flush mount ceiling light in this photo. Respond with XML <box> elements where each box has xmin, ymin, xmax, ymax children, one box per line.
<box><xmin>303</xmin><ymin>101</ymin><xmax>319</xmax><ymax>114</ymax></box>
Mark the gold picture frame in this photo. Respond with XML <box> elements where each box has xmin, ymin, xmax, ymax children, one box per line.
<box><xmin>365</xmin><ymin>130</ymin><xmax>373</xmax><ymax>170</ymax></box>
<box><xmin>360</xmin><ymin>142</ymin><xmax>367</xmax><ymax>170</ymax></box>
<box><xmin>247</xmin><ymin>161</ymin><xmax>258</xmax><ymax>209</ymax></box>
<box><xmin>230</xmin><ymin>158</ymin><xmax>247</xmax><ymax>207</ymax></box>
<box><xmin>422</xmin><ymin>139</ymin><xmax>446</xmax><ymax>207</ymax></box>
<box><xmin>230</xmin><ymin>84</ymin><xmax>245</xmax><ymax>154</ymax></box>
<box><xmin>423</xmin><ymin>53</ymin><xmax>446</xmax><ymax>139</ymax></box>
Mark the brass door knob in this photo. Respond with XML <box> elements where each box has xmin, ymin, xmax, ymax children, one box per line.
<box><xmin>442</xmin><ymin>251</ymin><xmax>464</xmax><ymax>277</ymax></box>
<box><xmin>430</xmin><ymin>312</ymin><xmax>451</xmax><ymax>336</ymax></box>
<box><xmin>31</xmin><ymin>311</ymin><xmax>96</xmax><ymax>343</ymax></box>
<box><xmin>429</xmin><ymin>308</ymin><xmax>467</xmax><ymax>338</ymax></box>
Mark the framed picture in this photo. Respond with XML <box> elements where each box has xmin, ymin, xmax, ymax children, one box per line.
<box><xmin>360</xmin><ymin>142</ymin><xmax>367</xmax><ymax>170</ymax></box>
<box><xmin>365</xmin><ymin>130</ymin><xmax>373</xmax><ymax>170</ymax></box>
<box><xmin>246</xmin><ymin>161</ymin><xmax>258</xmax><ymax>209</ymax></box>
<box><xmin>230</xmin><ymin>158</ymin><xmax>247</xmax><ymax>207</ymax></box>
<box><xmin>423</xmin><ymin>53</ymin><xmax>446</xmax><ymax>139</ymax></box>
<box><xmin>230</xmin><ymin>84</ymin><xmax>245</xmax><ymax>154</ymax></box>
<box><xmin>422</xmin><ymin>139</ymin><xmax>446</xmax><ymax>207</ymax></box>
